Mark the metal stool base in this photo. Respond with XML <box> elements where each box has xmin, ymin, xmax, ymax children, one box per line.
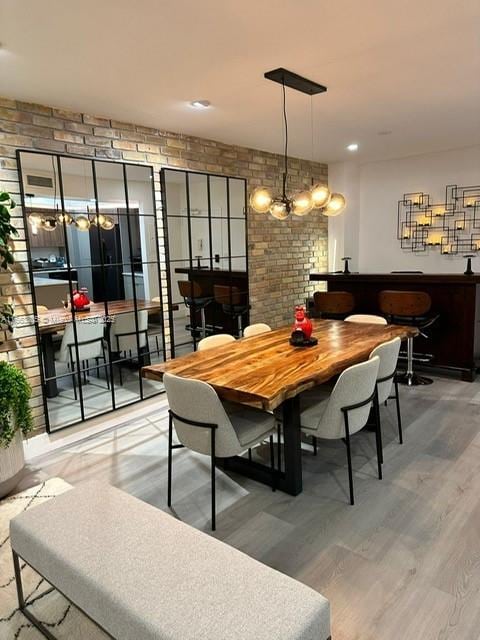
<box><xmin>396</xmin><ymin>371</ymin><xmax>434</xmax><ymax>386</ymax></box>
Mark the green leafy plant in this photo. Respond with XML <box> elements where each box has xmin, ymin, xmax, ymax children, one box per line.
<box><xmin>0</xmin><ymin>361</ymin><xmax>33</xmax><ymax>448</ymax></box>
<box><xmin>0</xmin><ymin>190</ymin><xmax>18</xmax><ymax>334</ymax></box>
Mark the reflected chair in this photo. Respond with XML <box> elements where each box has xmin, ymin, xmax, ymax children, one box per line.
<box><xmin>178</xmin><ymin>281</ymin><xmax>211</xmax><ymax>339</ymax></box>
<box><xmin>148</xmin><ymin>296</ymin><xmax>163</xmax><ymax>356</ymax></box>
<box><xmin>164</xmin><ymin>372</ymin><xmax>276</xmax><ymax>530</ymax></box>
<box><xmin>56</xmin><ymin>321</ymin><xmax>109</xmax><ymax>399</ymax></box>
<box><xmin>345</xmin><ymin>314</ymin><xmax>387</xmax><ymax>325</ymax></box>
<box><xmin>110</xmin><ymin>310</ymin><xmax>149</xmax><ymax>385</ymax></box>
<box><xmin>213</xmin><ymin>285</ymin><xmax>249</xmax><ymax>337</ymax></box>
<box><xmin>313</xmin><ymin>291</ymin><xmax>355</xmax><ymax>319</ymax></box>
<box><xmin>243</xmin><ymin>323</ymin><xmax>272</xmax><ymax>337</ymax></box>
<box><xmin>198</xmin><ymin>334</ymin><xmax>235</xmax><ymax>351</ymax></box>
<box><xmin>299</xmin><ymin>357</ymin><xmax>381</xmax><ymax>505</ymax></box>
<box><xmin>378</xmin><ymin>290</ymin><xmax>439</xmax><ymax>385</ymax></box>
<box><xmin>369</xmin><ymin>338</ymin><xmax>403</xmax><ymax>456</ymax></box>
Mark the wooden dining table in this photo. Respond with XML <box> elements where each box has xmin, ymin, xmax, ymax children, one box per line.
<box><xmin>38</xmin><ymin>299</ymin><xmax>166</xmax><ymax>398</ymax></box>
<box><xmin>142</xmin><ymin>319</ymin><xmax>418</xmax><ymax>495</ymax></box>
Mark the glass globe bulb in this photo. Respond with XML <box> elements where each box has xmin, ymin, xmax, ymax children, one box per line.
<box><xmin>41</xmin><ymin>216</ymin><xmax>57</xmax><ymax>231</ymax></box>
<box><xmin>75</xmin><ymin>215</ymin><xmax>91</xmax><ymax>231</ymax></box>
<box><xmin>292</xmin><ymin>190</ymin><xmax>314</xmax><ymax>217</ymax></box>
<box><xmin>28</xmin><ymin>213</ymin><xmax>43</xmax><ymax>227</ymax></box>
<box><xmin>311</xmin><ymin>184</ymin><xmax>331</xmax><ymax>209</ymax></box>
<box><xmin>100</xmin><ymin>216</ymin><xmax>115</xmax><ymax>230</ymax></box>
<box><xmin>270</xmin><ymin>200</ymin><xmax>289</xmax><ymax>220</ymax></box>
<box><xmin>250</xmin><ymin>187</ymin><xmax>273</xmax><ymax>213</ymax></box>
<box><xmin>56</xmin><ymin>211</ymin><xmax>73</xmax><ymax>225</ymax></box>
<box><xmin>322</xmin><ymin>192</ymin><xmax>346</xmax><ymax>217</ymax></box>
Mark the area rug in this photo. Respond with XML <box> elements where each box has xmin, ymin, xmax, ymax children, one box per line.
<box><xmin>0</xmin><ymin>478</ymin><xmax>108</xmax><ymax>639</ymax></box>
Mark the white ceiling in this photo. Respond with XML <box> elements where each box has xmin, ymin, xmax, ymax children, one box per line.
<box><xmin>1</xmin><ymin>0</ymin><xmax>480</xmax><ymax>164</ymax></box>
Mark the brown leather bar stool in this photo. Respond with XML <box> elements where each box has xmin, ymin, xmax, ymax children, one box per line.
<box><xmin>313</xmin><ymin>291</ymin><xmax>355</xmax><ymax>320</ymax></box>
<box><xmin>378</xmin><ymin>290</ymin><xmax>439</xmax><ymax>386</ymax></box>
<box><xmin>178</xmin><ymin>280</ymin><xmax>212</xmax><ymax>338</ymax></box>
<box><xmin>213</xmin><ymin>285</ymin><xmax>249</xmax><ymax>337</ymax></box>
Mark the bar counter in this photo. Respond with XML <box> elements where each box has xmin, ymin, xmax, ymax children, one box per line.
<box><xmin>309</xmin><ymin>272</ymin><xmax>480</xmax><ymax>380</ymax></box>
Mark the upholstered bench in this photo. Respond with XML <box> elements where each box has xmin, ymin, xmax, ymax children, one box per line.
<box><xmin>10</xmin><ymin>482</ymin><xmax>331</xmax><ymax>640</ymax></box>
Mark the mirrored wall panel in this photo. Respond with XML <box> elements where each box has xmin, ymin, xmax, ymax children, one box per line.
<box><xmin>161</xmin><ymin>168</ymin><xmax>248</xmax><ymax>355</ymax></box>
<box><xmin>17</xmin><ymin>151</ymin><xmax>166</xmax><ymax>432</ymax></box>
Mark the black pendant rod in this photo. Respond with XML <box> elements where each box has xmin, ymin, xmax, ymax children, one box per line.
<box><xmin>282</xmin><ymin>79</ymin><xmax>288</xmax><ymax>200</ymax></box>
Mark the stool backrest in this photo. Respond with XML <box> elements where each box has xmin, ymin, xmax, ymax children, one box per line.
<box><xmin>214</xmin><ymin>285</ymin><xmax>244</xmax><ymax>306</ymax></box>
<box><xmin>345</xmin><ymin>314</ymin><xmax>387</xmax><ymax>325</ymax></box>
<box><xmin>198</xmin><ymin>334</ymin><xmax>236</xmax><ymax>351</ymax></box>
<box><xmin>369</xmin><ymin>337</ymin><xmax>401</xmax><ymax>403</ymax></box>
<box><xmin>313</xmin><ymin>291</ymin><xmax>354</xmax><ymax>316</ymax></box>
<box><xmin>378</xmin><ymin>290</ymin><xmax>431</xmax><ymax>317</ymax></box>
<box><xmin>178</xmin><ymin>280</ymin><xmax>203</xmax><ymax>299</ymax></box>
<box><xmin>243</xmin><ymin>323</ymin><xmax>272</xmax><ymax>338</ymax></box>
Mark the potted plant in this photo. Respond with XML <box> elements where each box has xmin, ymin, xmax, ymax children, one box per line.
<box><xmin>0</xmin><ymin>361</ymin><xmax>34</xmax><ymax>497</ymax></box>
<box><xmin>0</xmin><ymin>188</ymin><xmax>31</xmax><ymax>497</ymax></box>
<box><xmin>0</xmin><ymin>189</ymin><xmax>17</xmax><ymax>340</ymax></box>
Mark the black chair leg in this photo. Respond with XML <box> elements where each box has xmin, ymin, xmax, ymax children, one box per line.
<box><xmin>394</xmin><ymin>379</ymin><xmax>403</xmax><ymax>444</ymax></box>
<box><xmin>344</xmin><ymin>415</ymin><xmax>355</xmax><ymax>505</ymax></box>
<box><xmin>373</xmin><ymin>393</ymin><xmax>383</xmax><ymax>480</ymax></box>
<box><xmin>277</xmin><ymin>422</ymin><xmax>282</xmax><ymax>473</ymax></box>
<box><xmin>312</xmin><ymin>435</ymin><xmax>318</xmax><ymax>456</ymax></box>
<box><xmin>269</xmin><ymin>435</ymin><xmax>276</xmax><ymax>492</ymax></box>
<box><xmin>167</xmin><ymin>413</ymin><xmax>173</xmax><ymax>508</ymax></box>
<box><xmin>70</xmin><ymin>354</ymin><xmax>77</xmax><ymax>400</ymax></box>
<box><xmin>210</xmin><ymin>428</ymin><xmax>216</xmax><ymax>531</ymax></box>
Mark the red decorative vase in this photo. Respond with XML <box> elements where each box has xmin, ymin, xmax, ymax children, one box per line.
<box><xmin>293</xmin><ymin>305</ymin><xmax>312</xmax><ymax>339</ymax></box>
<box><xmin>72</xmin><ymin>287</ymin><xmax>90</xmax><ymax>311</ymax></box>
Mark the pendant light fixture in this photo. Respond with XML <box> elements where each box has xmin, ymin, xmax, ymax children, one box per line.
<box><xmin>250</xmin><ymin>68</ymin><xmax>346</xmax><ymax>219</ymax></box>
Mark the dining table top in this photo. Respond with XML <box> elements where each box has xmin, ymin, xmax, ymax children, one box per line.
<box><xmin>37</xmin><ymin>299</ymin><xmax>166</xmax><ymax>334</ymax></box>
<box><xmin>142</xmin><ymin>319</ymin><xmax>419</xmax><ymax>410</ymax></box>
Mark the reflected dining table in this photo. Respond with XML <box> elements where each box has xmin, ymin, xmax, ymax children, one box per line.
<box><xmin>37</xmin><ymin>299</ymin><xmax>166</xmax><ymax>398</ymax></box>
<box><xmin>142</xmin><ymin>319</ymin><xmax>418</xmax><ymax>495</ymax></box>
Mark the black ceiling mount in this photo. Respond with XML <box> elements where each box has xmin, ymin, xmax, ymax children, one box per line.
<box><xmin>264</xmin><ymin>68</ymin><xmax>327</xmax><ymax>95</ymax></box>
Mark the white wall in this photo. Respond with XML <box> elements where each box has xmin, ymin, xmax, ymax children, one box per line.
<box><xmin>328</xmin><ymin>145</ymin><xmax>480</xmax><ymax>273</ymax></box>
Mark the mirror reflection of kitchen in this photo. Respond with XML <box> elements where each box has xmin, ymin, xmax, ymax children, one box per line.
<box><xmin>18</xmin><ymin>151</ymin><xmax>166</xmax><ymax>432</ymax></box>
<box><xmin>162</xmin><ymin>169</ymin><xmax>249</xmax><ymax>356</ymax></box>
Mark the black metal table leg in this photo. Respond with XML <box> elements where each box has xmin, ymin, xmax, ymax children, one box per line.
<box><xmin>280</xmin><ymin>396</ymin><xmax>303</xmax><ymax>495</ymax></box>
<box><xmin>41</xmin><ymin>333</ymin><xmax>58</xmax><ymax>398</ymax></box>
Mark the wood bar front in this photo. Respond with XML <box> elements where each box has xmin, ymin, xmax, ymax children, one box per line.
<box><xmin>309</xmin><ymin>272</ymin><xmax>480</xmax><ymax>380</ymax></box>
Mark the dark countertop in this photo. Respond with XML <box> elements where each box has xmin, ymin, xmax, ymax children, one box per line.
<box><xmin>175</xmin><ymin>267</ymin><xmax>247</xmax><ymax>278</ymax></box>
<box><xmin>309</xmin><ymin>272</ymin><xmax>480</xmax><ymax>284</ymax></box>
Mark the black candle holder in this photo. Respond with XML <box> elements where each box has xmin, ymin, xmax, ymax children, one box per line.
<box><xmin>342</xmin><ymin>256</ymin><xmax>351</xmax><ymax>274</ymax></box>
<box><xmin>464</xmin><ymin>254</ymin><xmax>475</xmax><ymax>275</ymax></box>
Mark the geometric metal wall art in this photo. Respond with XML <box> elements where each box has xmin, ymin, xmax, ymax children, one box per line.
<box><xmin>398</xmin><ymin>183</ymin><xmax>480</xmax><ymax>254</ymax></box>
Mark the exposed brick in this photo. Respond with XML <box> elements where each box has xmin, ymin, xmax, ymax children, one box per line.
<box><xmin>83</xmin><ymin>114</ymin><xmax>111</xmax><ymax>127</ymax></box>
<box><xmin>32</xmin><ymin>138</ymin><xmax>66</xmax><ymax>152</ymax></box>
<box><xmin>53</xmin><ymin>130</ymin><xmax>84</xmax><ymax>144</ymax></box>
<box><xmin>32</xmin><ymin>115</ymin><xmax>65</xmax><ymax>130</ymax></box>
<box><xmin>52</xmin><ymin>107</ymin><xmax>82</xmax><ymax>122</ymax></box>
<box><xmin>17</xmin><ymin>102</ymin><xmax>52</xmax><ymax>116</ymax></box>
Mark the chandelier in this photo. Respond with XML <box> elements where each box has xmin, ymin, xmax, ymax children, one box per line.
<box><xmin>250</xmin><ymin>68</ymin><xmax>346</xmax><ymax>220</ymax></box>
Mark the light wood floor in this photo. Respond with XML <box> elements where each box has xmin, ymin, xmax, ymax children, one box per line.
<box><xmin>19</xmin><ymin>374</ymin><xmax>480</xmax><ymax>640</ymax></box>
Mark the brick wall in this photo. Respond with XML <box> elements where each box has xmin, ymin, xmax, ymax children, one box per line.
<box><xmin>0</xmin><ymin>96</ymin><xmax>328</xmax><ymax>433</ymax></box>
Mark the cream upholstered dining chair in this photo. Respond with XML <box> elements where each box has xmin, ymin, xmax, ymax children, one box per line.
<box><xmin>197</xmin><ymin>333</ymin><xmax>235</xmax><ymax>351</ymax></box>
<box><xmin>163</xmin><ymin>372</ymin><xmax>276</xmax><ymax>530</ymax></box>
<box><xmin>345</xmin><ymin>314</ymin><xmax>387</xmax><ymax>325</ymax></box>
<box><xmin>110</xmin><ymin>310</ymin><xmax>149</xmax><ymax>384</ymax></box>
<box><xmin>56</xmin><ymin>321</ymin><xmax>109</xmax><ymax>399</ymax></box>
<box><xmin>243</xmin><ymin>323</ymin><xmax>272</xmax><ymax>338</ymax></box>
<box><xmin>369</xmin><ymin>337</ymin><xmax>403</xmax><ymax>454</ymax></box>
<box><xmin>300</xmin><ymin>357</ymin><xmax>381</xmax><ymax>505</ymax></box>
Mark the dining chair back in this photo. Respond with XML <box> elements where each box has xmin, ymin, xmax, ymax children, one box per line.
<box><xmin>198</xmin><ymin>333</ymin><xmax>235</xmax><ymax>351</ymax></box>
<box><xmin>345</xmin><ymin>314</ymin><xmax>387</xmax><ymax>325</ymax></box>
<box><xmin>243</xmin><ymin>323</ymin><xmax>272</xmax><ymax>337</ymax></box>
<box><xmin>369</xmin><ymin>337</ymin><xmax>401</xmax><ymax>404</ymax></box>
<box><xmin>57</xmin><ymin>320</ymin><xmax>105</xmax><ymax>363</ymax></box>
<box><xmin>111</xmin><ymin>310</ymin><xmax>148</xmax><ymax>353</ymax></box>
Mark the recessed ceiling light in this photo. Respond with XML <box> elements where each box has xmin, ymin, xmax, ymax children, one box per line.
<box><xmin>190</xmin><ymin>100</ymin><xmax>211</xmax><ymax>109</ymax></box>
<box><xmin>378</xmin><ymin>130</ymin><xmax>392</xmax><ymax>136</ymax></box>
<box><xmin>346</xmin><ymin>143</ymin><xmax>359</xmax><ymax>152</ymax></box>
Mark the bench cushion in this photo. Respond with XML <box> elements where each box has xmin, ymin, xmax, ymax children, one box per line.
<box><xmin>10</xmin><ymin>482</ymin><xmax>330</xmax><ymax>640</ymax></box>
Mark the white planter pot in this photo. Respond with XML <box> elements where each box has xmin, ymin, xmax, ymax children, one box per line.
<box><xmin>0</xmin><ymin>430</ymin><xmax>25</xmax><ymax>498</ymax></box>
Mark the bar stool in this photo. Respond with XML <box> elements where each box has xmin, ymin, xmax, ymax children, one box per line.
<box><xmin>378</xmin><ymin>290</ymin><xmax>439</xmax><ymax>386</ymax></box>
<box><xmin>313</xmin><ymin>291</ymin><xmax>355</xmax><ymax>319</ymax></box>
<box><xmin>178</xmin><ymin>280</ymin><xmax>211</xmax><ymax>339</ymax></box>
<box><xmin>213</xmin><ymin>285</ymin><xmax>249</xmax><ymax>337</ymax></box>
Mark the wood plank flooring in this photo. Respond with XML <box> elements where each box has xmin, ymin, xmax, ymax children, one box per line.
<box><xmin>17</xmin><ymin>374</ymin><xmax>480</xmax><ymax>640</ymax></box>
